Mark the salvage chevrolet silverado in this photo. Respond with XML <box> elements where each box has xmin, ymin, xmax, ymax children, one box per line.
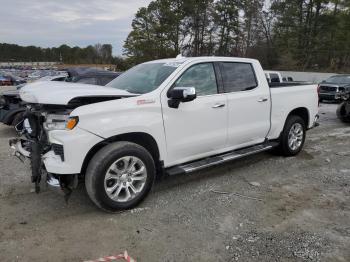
<box><xmin>10</xmin><ymin>56</ymin><xmax>319</xmax><ymax>212</ymax></box>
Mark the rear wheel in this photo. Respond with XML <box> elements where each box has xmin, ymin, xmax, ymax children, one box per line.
<box><xmin>278</xmin><ymin>115</ymin><xmax>306</xmax><ymax>156</ymax></box>
<box><xmin>85</xmin><ymin>142</ymin><xmax>156</xmax><ymax>212</ymax></box>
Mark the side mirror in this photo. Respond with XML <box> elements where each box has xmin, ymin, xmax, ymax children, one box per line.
<box><xmin>168</xmin><ymin>87</ymin><xmax>196</xmax><ymax>108</ymax></box>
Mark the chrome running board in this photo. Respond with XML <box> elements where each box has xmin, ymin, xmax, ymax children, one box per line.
<box><xmin>166</xmin><ymin>141</ymin><xmax>279</xmax><ymax>176</ymax></box>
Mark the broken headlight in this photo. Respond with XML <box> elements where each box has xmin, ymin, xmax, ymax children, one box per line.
<box><xmin>43</xmin><ymin>114</ymin><xmax>79</xmax><ymax>131</ymax></box>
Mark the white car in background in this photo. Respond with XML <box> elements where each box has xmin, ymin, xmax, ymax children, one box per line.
<box><xmin>36</xmin><ymin>74</ymin><xmax>68</xmax><ymax>82</ymax></box>
<box><xmin>264</xmin><ymin>70</ymin><xmax>284</xmax><ymax>83</ymax></box>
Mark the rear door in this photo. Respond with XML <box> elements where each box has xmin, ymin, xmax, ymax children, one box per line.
<box><xmin>219</xmin><ymin>62</ymin><xmax>270</xmax><ymax>148</ymax></box>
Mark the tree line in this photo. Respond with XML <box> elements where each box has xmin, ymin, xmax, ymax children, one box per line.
<box><xmin>0</xmin><ymin>43</ymin><xmax>114</xmax><ymax>65</ymax></box>
<box><xmin>124</xmin><ymin>0</ymin><xmax>350</xmax><ymax>72</ymax></box>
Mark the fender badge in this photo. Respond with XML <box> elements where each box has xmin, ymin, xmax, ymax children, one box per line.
<box><xmin>137</xmin><ymin>99</ymin><xmax>155</xmax><ymax>105</ymax></box>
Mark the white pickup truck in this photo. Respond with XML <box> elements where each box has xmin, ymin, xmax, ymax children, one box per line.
<box><xmin>11</xmin><ymin>56</ymin><xmax>319</xmax><ymax>212</ymax></box>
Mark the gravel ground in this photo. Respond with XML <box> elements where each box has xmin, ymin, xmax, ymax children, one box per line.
<box><xmin>0</xmin><ymin>102</ymin><xmax>349</xmax><ymax>262</ymax></box>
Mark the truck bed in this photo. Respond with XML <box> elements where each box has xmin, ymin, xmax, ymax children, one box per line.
<box><xmin>269</xmin><ymin>82</ymin><xmax>313</xmax><ymax>88</ymax></box>
<box><xmin>268</xmin><ymin>83</ymin><xmax>319</xmax><ymax>140</ymax></box>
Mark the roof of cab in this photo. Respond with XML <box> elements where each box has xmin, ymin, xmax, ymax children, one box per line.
<box><xmin>144</xmin><ymin>56</ymin><xmax>259</xmax><ymax>65</ymax></box>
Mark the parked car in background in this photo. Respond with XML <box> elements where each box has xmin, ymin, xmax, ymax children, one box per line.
<box><xmin>36</xmin><ymin>74</ymin><xmax>68</xmax><ymax>82</ymax></box>
<box><xmin>0</xmin><ymin>76</ymin><xmax>12</xmax><ymax>86</ymax></box>
<box><xmin>265</xmin><ymin>71</ymin><xmax>283</xmax><ymax>83</ymax></box>
<box><xmin>318</xmin><ymin>74</ymin><xmax>350</xmax><ymax>102</ymax></box>
<box><xmin>3</xmin><ymin>74</ymin><xmax>27</xmax><ymax>86</ymax></box>
<box><xmin>0</xmin><ymin>68</ymin><xmax>121</xmax><ymax>126</ymax></box>
<box><xmin>265</xmin><ymin>71</ymin><xmax>309</xmax><ymax>87</ymax></box>
<box><xmin>10</xmin><ymin>56</ymin><xmax>319</xmax><ymax>212</ymax></box>
<box><xmin>282</xmin><ymin>76</ymin><xmax>294</xmax><ymax>82</ymax></box>
<box><xmin>65</xmin><ymin>67</ymin><xmax>121</xmax><ymax>86</ymax></box>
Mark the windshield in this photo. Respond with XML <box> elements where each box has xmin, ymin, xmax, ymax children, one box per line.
<box><xmin>325</xmin><ymin>75</ymin><xmax>350</xmax><ymax>84</ymax></box>
<box><xmin>106</xmin><ymin>62</ymin><xmax>178</xmax><ymax>94</ymax></box>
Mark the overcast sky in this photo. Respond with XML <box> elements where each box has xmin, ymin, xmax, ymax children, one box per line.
<box><xmin>0</xmin><ymin>0</ymin><xmax>152</xmax><ymax>55</ymax></box>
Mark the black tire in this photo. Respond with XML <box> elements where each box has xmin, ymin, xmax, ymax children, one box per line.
<box><xmin>336</xmin><ymin>102</ymin><xmax>350</xmax><ymax>123</ymax></box>
<box><xmin>319</xmin><ymin>98</ymin><xmax>323</xmax><ymax>103</ymax></box>
<box><xmin>85</xmin><ymin>141</ymin><xmax>156</xmax><ymax>212</ymax></box>
<box><xmin>278</xmin><ymin>115</ymin><xmax>306</xmax><ymax>156</ymax></box>
<box><xmin>11</xmin><ymin>112</ymin><xmax>24</xmax><ymax>126</ymax></box>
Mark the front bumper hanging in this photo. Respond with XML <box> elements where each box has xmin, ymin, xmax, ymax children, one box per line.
<box><xmin>9</xmin><ymin>137</ymin><xmax>78</xmax><ymax>199</ymax></box>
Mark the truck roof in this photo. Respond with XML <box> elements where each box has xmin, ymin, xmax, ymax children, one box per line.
<box><xmin>144</xmin><ymin>56</ymin><xmax>259</xmax><ymax>65</ymax></box>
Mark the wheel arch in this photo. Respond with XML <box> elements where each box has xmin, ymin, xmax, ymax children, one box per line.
<box><xmin>81</xmin><ymin>132</ymin><xmax>161</xmax><ymax>175</ymax></box>
<box><xmin>286</xmin><ymin>107</ymin><xmax>310</xmax><ymax>128</ymax></box>
<box><xmin>2</xmin><ymin>107</ymin><xmax>25</xmax><ymax>125</ymax></box>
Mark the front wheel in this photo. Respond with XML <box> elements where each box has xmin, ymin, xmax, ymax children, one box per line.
<box><xmin>278</xmin><ymin>115</ymin><xmax>306</xmax><ymax>156</ymax></box>
<box><xmin>85</xmin><ymin>142</ymin><xmax>156</xmax><ymax>212</ymax></box>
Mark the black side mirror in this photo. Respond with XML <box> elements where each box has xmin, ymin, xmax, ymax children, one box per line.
<box><xmin>168</xmin><ymin>87</ymin><xmax>196</xmax><ymax>108</ymax></box>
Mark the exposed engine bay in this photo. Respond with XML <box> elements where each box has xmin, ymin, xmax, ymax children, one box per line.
<box><xmin>9</xmin><ymin>95</ymin><xmax>126</xmax><ymax>200</ymax></box>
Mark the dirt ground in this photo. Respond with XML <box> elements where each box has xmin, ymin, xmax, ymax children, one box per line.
<box><xmin>0</xmin><ymin>103</ymin><xmax>349</xmax><ymax>262</ymax></box>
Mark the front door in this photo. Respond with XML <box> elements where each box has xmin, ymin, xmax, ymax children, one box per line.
<box><xmin>161</xmin><ymin>62</ymin><xmax>228</xmax><ymax>167</ymax></box>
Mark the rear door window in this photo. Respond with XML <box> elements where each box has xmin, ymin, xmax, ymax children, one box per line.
<box><xmin>219</xmin><ymin>62</ymin><xmax>258</xmax><ymax>92</ymax></box>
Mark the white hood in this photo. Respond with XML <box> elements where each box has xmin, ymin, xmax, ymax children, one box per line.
<box><xmin>19</xmin><ymin>81</ymin><xmax>136</xmax><ymax>105</ymax></box>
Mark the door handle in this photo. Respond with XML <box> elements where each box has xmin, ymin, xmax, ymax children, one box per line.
<box><xmin>258</xmin><ymin>98</ymin><xmax>268</xmax><ymax>102</ymax></box>
<box><xmin>212</xmin><ymin>103</ymin><xmax>225</xmax><ymax>108</ymax></box>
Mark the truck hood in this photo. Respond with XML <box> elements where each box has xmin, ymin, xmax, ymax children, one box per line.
<box><xmin>19</xmin><ymin>81</ymin><xmax>137</xmax><ymax>105</ymax></box>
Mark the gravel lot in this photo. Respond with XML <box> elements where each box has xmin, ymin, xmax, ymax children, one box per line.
<box><xmin>0</xmin><ymin>102</ymin><xmax>349</xmax><ymax>262</ymax></box>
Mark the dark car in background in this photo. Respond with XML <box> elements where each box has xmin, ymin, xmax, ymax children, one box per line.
<box><xmin>65</xmin><ymin>67</ymin><xmax>121</xmax><ymax>85</ymax></box>
<box><xmin>0</xmin><ymin>76</ymin><xmax>12</xmax><ymax>86</ymax></box>
<box><xmin>0</xmin><ymin>68</ymin><xmax>121</xmax><ymax>126</ymax></box>
<box><xmin>4</xmin><ymin>74</ymin><xmax>27</xmax><ymax>86</ymax></box>
<box><xmin>319</xmin><ymin>75</ymin><xmax>350</xmax><ymax>102</ymax></box>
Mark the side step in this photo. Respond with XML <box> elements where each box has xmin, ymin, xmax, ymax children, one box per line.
<box><xmin>165</xmin><ymin>141</ymin><xmax>279</xmax><ymax>176</ymax></box>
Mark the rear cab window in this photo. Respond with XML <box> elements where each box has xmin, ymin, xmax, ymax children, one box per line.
<box><xmin>219</xmin><ymin>62</ymin><xmax>258</xmax><ymax>92</ymax></box>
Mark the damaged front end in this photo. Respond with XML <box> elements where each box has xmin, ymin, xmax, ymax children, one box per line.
<box><xmin>10</xmin><ymin>81</ymin><xmax>136</xmax><ymax>201</ymax></box>
<box><xmin>10</xmin><ymin>104</ymin><xmax>79</xmax><ymax>200</ymax></box>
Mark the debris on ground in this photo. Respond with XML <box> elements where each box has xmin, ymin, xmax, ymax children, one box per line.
<box><xmin>226</xmin><ymin>231</ymin><xmax>329</xmax><ymax>261</ymax></box>
<box><xmin>0</xmin><ymin>103</ymin><xmax>349</xmax><ymax>261</ymax></box>
<box><xmin>84</xmin><ymin>251</ymin><xmax>136</xmax><ymax>262</ymax></box>
<box><xmin>248</xmin><ymin>181</ymin><xmax>261</xmax><ymax>187</ymax></box>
